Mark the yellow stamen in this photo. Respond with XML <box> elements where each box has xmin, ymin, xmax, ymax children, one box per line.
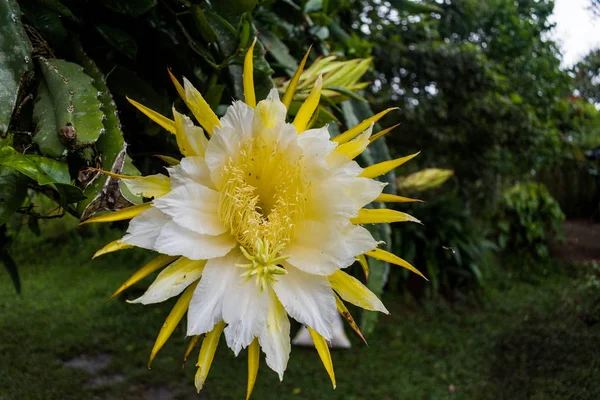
<box><xmin>237</xmin><ymin>239</ymin><xmax>288</xmax><ymax>292</ymax></box>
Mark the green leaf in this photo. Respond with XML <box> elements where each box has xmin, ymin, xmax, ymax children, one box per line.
<box><xmin>0</xmin><ymin>0</ymin><xmax>33</xmax><ymax>135</ymax></box>
<box><xmin>96</xmin><ymin>24</ymin><xmax>138</xmax><ymax>60</ymax></box>
<box><xmin>256</xmin><ymin>24</ymin><xmax>298</xmax><ymax>75</ymax></box>
<box><xmin>210</xmin><ymin>0</ymin><xmax>258</xmax><ymax>24</ymax></box>
<box><xmin>0</xmin><ymin>166</ymin><xmax>27</xmax><ymax>225</ymax></box>
<box><xmin>1</xmin><ymin>250</ymin><xmax>20</xmax><ymax>294</ymax></box>
<box><xmin>191</xmin><ymin>5</ymin><xmax>218</xmax><ymax>43</ymax></box>
<box><xmin>325</xmin><ymin>86</ymin><xmax>368</xmax><ymax>102</ymax></box>
<box><xmin>103</xmin><ymin>0</ymin><xmax>156</xmax><ymax>17</ymax></box>
<box><xmin>33</xmin><ymin>58</ymin><xmax>105</xmax><ymax>158</ymax></box>
<box><xmin>387</xmin><ymin>0</ymin><xmax>442</xmax><ymax>14</ymax></box>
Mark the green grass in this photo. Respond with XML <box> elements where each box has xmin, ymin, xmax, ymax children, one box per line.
<box><xmin>0</xmin><ymin>219</ymin><xmax>599</xmax><ymax>399</ymax></box>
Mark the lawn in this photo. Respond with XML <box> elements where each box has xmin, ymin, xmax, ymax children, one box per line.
<box><xmin>1</xmin><ymin>218</ymin><xmax>599</xmax><ymax>400</ymax></box>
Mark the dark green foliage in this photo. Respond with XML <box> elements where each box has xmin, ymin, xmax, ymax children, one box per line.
<box><xmin>495</xmin><ymin>182</ymin><xmax>565</xmax><ymax>266</ymax></box>
<box><xmin>392</xmin><ymin>194</ymin><xmax>495</xmax><ymax>301</ymax></box>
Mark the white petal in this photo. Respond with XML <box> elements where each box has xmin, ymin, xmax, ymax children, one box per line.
<box><xmin>284</xmin><ymin>221</ymin><xmax>378</xmax><ymax>275</ymax></box>
<box><xmin>129</xmin><ymin>257</ymin><xmax>205</xmax><ymax>305</ymax></box>
<box><xmin>258</xmin><ymin>289</ymin><xmax>291</xmax><ymax>380</ymax></box>
<box><xmin>222</xmin><ymin>272</ymin><xmax>269</xmax><ymax>356</ymax></box>
<box><xmin>253</xmin><ymin>89</ymin><xmax>287</xmax><ymax>135</ymax></box>
<box><xmin>187</xmin><ymin>253</ymin><xmax>240</xmax><ymax>335</ymax></box>
<box><xmin>153</xmin><ymin>220</ymin><xmax>236</xmax><ymax>260</ymax></box>
<box><xmin>121</xmin><ymin>207</ymin><xmax>170</xmax><ymax>249</ymax></box>
<box><xmin>305</xmin><ymin>174</ymin><xmax>385</xmax><ymax>220</ymax></box>
<box><xmin>153</xmin><ymin>184</ymin><xmax>226</xmax><ymax>236</ymax></box>
<box><xmin>272</xmin><ymin>264</ymin><xmax>336</xmax><ymax>340</ymax></box>
<box><xmin>206</xmin><ymin>101</ymin><xmax>254</xmax><ymax>187</ymax></box>
<box><xmin>167</xmin><ymin>156</ymin><xmax>213</xmax><ymax>189</ymax></box>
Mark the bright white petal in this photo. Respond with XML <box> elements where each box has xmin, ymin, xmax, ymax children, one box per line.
<box><xmin>284</xmin><ymin>221</ymin><xmax>378</xmax><ymax>275</ymax></box>
<box><xmin>258</xmin><ymin>289</ymin><xmax>291</xmax><ymax>380</ymax></box>
<box><xmin>206</xmin><ymin>101</ymin><xmax>254</xmax><ymax>187</ymax></box>
<box><xmin>272</xmin><ymin>264</ymin><xmax>336</xmax><ymax>340</ymax></box>
<box><xmin>121</xmin><ymin>207</ymin><xmax>169</xmax><ymax>249</ymax></box>
<box><xmin>129</xmin><ymin>257</ymin><xmax>205</xmax><ymax>305</ymax></box>
<box><xmin>222</xmin><ymin>271</ymin><xmax>269</xmax><ymax>356</ymax></box>
<box><xmin>167</xmin><ymin>156</ymin><xmax>213</xmax><ymax>189</ymax></box>
<box><xmin>153</xmin><ymin>184</ymin><xmax>226</xmax><ymax>236</ymax></box>
<box><xmin>187</xmin><ymin>252</ymin><xmax>240</xmax><ymax>335</ymax></box>
<box><xmin>154</xmin><ymin>220</ymin><xmax>235</xmax><ymax>260</ymax></box>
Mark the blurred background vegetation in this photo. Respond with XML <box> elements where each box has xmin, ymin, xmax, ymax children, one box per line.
<box><xmin>1</xmin><ymin>0</ymin><xmax>600</xmax><ymax>399</ymax></box>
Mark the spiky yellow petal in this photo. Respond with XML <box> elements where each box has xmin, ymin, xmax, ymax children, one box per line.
<box><xmin>183</xmin><ymin>77</ymin><xmax>220</xmax><ymax>135</ymax></box>
<box><xmin>127</xmin><ymin>97</ymin><xmax>176</xmax><ymax>134</ymax></box>
<box><xmin>334</xmin><ymin>124</ymin><xmax>372</xmax><ymax>160</ymax></box>
<box><xmin>328</xmin><ymin>270</ymin><xmax>388</xmax><ymax>313</ymax></box>
<box><xmin>369</xmin><ymin>123</ymin><xmax>401</xmax><ymax>143</ymax></box>
<box><xmin>246</xmin><ymin>339</ymin><xmax>260</xmax><ymax>400</ymax></box>
<box><xmin>183</xmin><ymin>336</ymin><xmax>201</xmax><ymax>368</ymax></box>
<box><xmin>85</xmin><ymin>169</ymin><xmax>170</xmax><ymax>199</ymax></box>
<box><xmin>282</xmin><ymin>46</ymin><xmax>312</xmax><ymax>110</ymax></box>
<box><xmin>195</xmin><ymin>321</ymin><xmax>226</xmax><ymax>393</ymax></box>
<box><xmin>365</xmin><ymin>248</ymin><xmax>427</xmax><ymax>280</ymax></box>
<box><xmin>108</xmin><ymin>255</ymin><xmax>178</xmax><ymax>301</ymax></box>
<box><xmin>243</xmin><ymin>38</ymin><xmax>258</xmax><ymax>108</ymax></box>
<box><xmin>374</xmin><ymin>193</ymin><xmax>423</xmax><ymax>203</ymax></box>
<box><xmin>293</xmin><ymin>74</ymin><xmax>323</xmax><ymax>133</ymax></box>
<box><xmin>350</xmin><ymin>208</ymin><xmax>421</xmax><ymax>225</ymax></box>
<box><xmin>307</xmin><ymin>326</ymin><xmax>336</xmax><ymax>389</ymax></box>
<box><xmin>80</xmin><ymin>203</ymin><xmax>152</xmax><ymax>225</ymax></box>
<box><xmin>356</xmin><ymin>254</ymin><xmax>369</xmax><ymax>279</ymax></box>
<box><xmin>334</xmin><ymin>294</ymin><xmax>367</xmax><ymax>345</ymax></box>
<box><xmin>168</xmin><ymin>68</ymin><xmax>186</xmax><ymax>100</ymax></box>
<box><xmin>333</xmin><ymin>107</ymin><xmax>398</xmax><ymax>144</ymax></box>
<box><xmin>359</xmin><ymin>152</ymin><xmax>420</xmax><ymax>179</ymax></box>
<box><xmin>149</xmin><ymin>281</ymin><xmax>199</xmax><ymax>367</ymax></box>
<box><xmin>93</xmin><ymin>240</ymin><xmax>133</xmax><ymax>259</ymax></box>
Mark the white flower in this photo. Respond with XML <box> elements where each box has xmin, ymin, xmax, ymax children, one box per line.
<box><xmin>86</xmin><ymin>39</ymin><xmax>424</xmax><ymax>398</ymax></box>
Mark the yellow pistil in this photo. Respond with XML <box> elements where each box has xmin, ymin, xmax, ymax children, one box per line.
<box><xmin>237</xmin><ymin>238</ymin><xmax>288</xmax><ymax>292</ymax></box>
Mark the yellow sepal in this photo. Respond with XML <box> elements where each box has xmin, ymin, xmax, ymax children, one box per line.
<box><xmin>333</xmin><ymin>107</ymin><xmax>397</xmax><ymax>144</ymax></box>
<box><xmin>183</xmin><ymin>336</ymin><xmax>201</xmax><ymax>368</ymax></box>
<box><xmin>246</xmin><ymin>338</ymin><xmax>260</xmax><ymax>400</ymax></box>
<box><xmin>356</xmin><ymin>254</ymin><xmax>369</xmax><ymax>279</ymax></box>
<box><xmin>244</xmin><ymin>38</ymin><xmax>258</xmax><ymax>108</ymax></box>
<box><xmin>329</xmin><ymin>270</ymin><xmax>388</xmax><ymax>313</ymax></box>
<box><xmin>80</xmin><ymin>203</ymin><xmax>152</xmax><ymax>225</ymax></box>
<box><xmin>307</xmin><ymin>326</ymin><xmax>336</xmax><ymax>389</ymax></box>
<box><xmin>369</xmin><ymin>123</ymin><xmax>401</xmax><ymax>143</ymax></box>
<box><xmin>108</xmin><ymin>254</ymin><xmax>178</xmax><ymax>301</ymax></box>
<box><xmin>183</xmin><ymin>77</ymin><xmax>221</xmax><ymax>135</ymax></box>
<box><xmin>293</xmin><ymin>74</ymin><xmax>323</xmax><ymax>133</ymax></box>
<box><xmin>93</xmin><ymin>240</ymin><xmax>133</xmax><ymax>259</ymax></box>
<box><xmin>149</xmin><ymin>281</ymin><xmax>199</xmax><ymax>367</ymax></box>
<box><xmin>195</xmin><ymin>321</ymin><xmax>226</xmax><ymax>392</ymax></box>
<box><xmin>359</xmin><ymin>152</ymin><xmax>420</xmax><ymax>179</ymax></box>
<box><xmin>282</xmin><ymin>46</ymin><xmax>312</xmax><ymax>110</ymax></box>
<box><xmin>334</xmin><ymin>293</ymin><xmax>367</xmax><ymax>345</ymax></box>
<box><xmin>365</xmin><ymin>248</ymin><xmax>427</xmax><ymax>280</ymax></box>
<box><xmin>127</xmin><ymin>97</ymin><xmax>176</xmax><ymax>134</ymax></box>
<box><xmin>350</xmin><ymin>208</ymin><xmax>421</xmax><ymax>224</ymax></box>
<box><xmin>374</xmin><ymin>193</ymin><xmax>423</xmax><ymax>203</ymax></box>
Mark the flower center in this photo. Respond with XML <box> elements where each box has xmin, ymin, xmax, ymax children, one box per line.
<box><xmin>218</xmin><ymin>136</ymin><xmax>307</xmax><ymax>259</ymax></box>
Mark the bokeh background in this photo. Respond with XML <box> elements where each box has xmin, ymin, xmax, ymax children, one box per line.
<box><xmin>1</xmin><ymin>0</ymin><xmax>600</xmax><ymax>399</ymax></box>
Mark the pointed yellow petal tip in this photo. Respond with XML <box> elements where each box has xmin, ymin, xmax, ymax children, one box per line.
<box><xmin>334</xmin><ymin>107</ymin><xmax>399</xmax><ymax>144</ymax></box>
<box><xmin>370</xmin><ymin>123</ymin><xmax>401</xmax><ymax>143</ymax></box>
<box><xmin>244</xmin><ymin>37</ymin><xmax>258</xmax><ymax>108</ymax></box>
<box><xmin>366</xmin><ymin>248</ymin><xmax>428</xmax><ymax>281</ymax></box>
<box><xmin>182</xmin><ymin>335</ymin><xmax>201</xmax><ymax>369</ymax></box>
<box><xmin>167</xmin><ymin>68</ymin><xmax>186</xmax><ymax>100</ymax></box>
<box><xmin>126</xmin><ymin>96</ymin><xmax>176</xmax><ymax>134</ymax></box>
<box><xmin>307</xmin><ymin>327</ymin><xmax>336</xmax><ymax>389</ymax></box>
<box><xmin>359</xmin><ymin>151</ymin><xmax>421</xmax><ymax>179</ymax></box>
<box><xmin>148</xmin><ymin>281</ymin><xmax>199</xmax><ymax>368</ymax></box>
<box><xmin>195</xmin><ymin>321</ymin><xmax>226</xmax><ymax>393</ymax></box>
<box><xmin>80</xmin><ymin>203</ymin><xmax>152</xmax><ymax>225</ymax></box>
<box><xmin>246</xmin><ymin>339</ymin><xmax>260</xmax><ymax>400</ymax></box>
<box><xmin>92</xmin><ymin>240</ymin><xmax>133</xmax><ymax>259</ymax></box>
<box><xmin>282</xmin><ymin>45</ymin><xmax>312</xmax><ymax>110</ymax></box>
<box><xmin>293</xmin><ymin>73</ymin><xmax>323</xmax><ymax>133</ymax></box>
